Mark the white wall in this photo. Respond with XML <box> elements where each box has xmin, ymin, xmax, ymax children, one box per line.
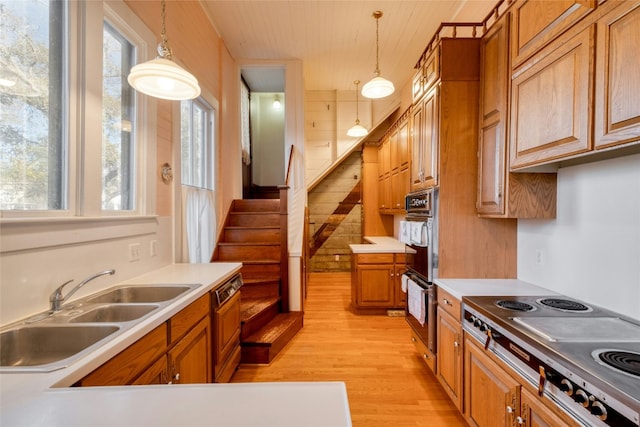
<box><xmin>251</xmin><ymin>92</ymin><xmax>285</xmax><ymax>186</ymax></box>
<box><xmin>518</xmin><ymin>153</ymin><xmax>640</xmax><ymax>320</ymax></box>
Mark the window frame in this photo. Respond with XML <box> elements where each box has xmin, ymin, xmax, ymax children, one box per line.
<box><xmin>0</xmin><ymin>0</ymin><xmax>157</xmax><ymax>252</ymax></box>
<box><xmin>180</xmin><ymin>97</ymin><xmax>216</xmax><ymax>191</ymax></box>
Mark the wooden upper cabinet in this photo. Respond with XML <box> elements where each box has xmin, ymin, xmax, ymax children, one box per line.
<box><xmin>511</xmin><ymin>0</ymin><xmax>595</xmax><ymax>68</ymax></box>
<box><xmin>594</xmin><ymin>1</ymin><xmax>640</xmax><ymax>149</ymax></box>
<box><xmin>412</xmin><ymin>46</ymin><xmax>440</xmax><ymax>102</ymax></box>
<box><xmin>397</xmin><ymin>120</ymin><xmax>410</xmax><ymax>171</ymax></box>
<box><xmin>479</xmin><ymin>13</ymin><xmax>557</xmax><ymax>218</ymax></box>
<box><xmin>411</xmin><ymin>86</ymin><xmax>439</xmax><ymax>191</ymax></box>
<box><xmin>510</xmin><ymin>25</ymin><xmax>593</xmax><ymax>169</ymax></box>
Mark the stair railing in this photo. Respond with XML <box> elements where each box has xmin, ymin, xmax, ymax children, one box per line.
<box><xmin>277</xmin><ymin>145</ymin><xmax>295</xmax><ymax>312</ymax></box>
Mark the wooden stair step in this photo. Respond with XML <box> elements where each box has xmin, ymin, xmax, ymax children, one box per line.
<box><xmin>240</xmin><ymin>296</ymin><xmax>280</xmax><ymax>323</ymax></box>
<box><xmin>232</xmin><ymin>199</ymin><xmax>280</xmax><ymax>212</ymax></box>
<box><xmin>223</xmin><ymin>226</ymin><xmax>280</xmax><ymax>243</ymax></box>
<box><xmin>228</xmin><ymin>212</ymin><xmax>279</xmax><ymax>227</ymax></box>
<box><xmin>240</xmin><ymin>312</ymin><xmax>304</xmax><ymax>364</ymax></box>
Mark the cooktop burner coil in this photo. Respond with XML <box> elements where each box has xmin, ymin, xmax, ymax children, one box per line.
<box><xmin>537</xmin><ymin>298</ymin><xmax>592</xmax><ymax>312</ymax></box>
<box><xmin>495</xmin><ymin>300</ymin><xmax>536</xmax><ymax>312</ymax></box>
<box><xmin>594</xmin><ymin>349</ymin><xmax>640</xmax><ymax>377</ymax></box>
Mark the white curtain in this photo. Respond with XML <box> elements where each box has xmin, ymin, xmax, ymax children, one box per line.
<box><xmin>181</xmin><ymin>186</ymin><xmax>216</xmax><ymax>263</ymax></box>
<box><xmin>241</xmin><ymin>81</ymin><xmax>251</xmax><ymax>165</ymax></box>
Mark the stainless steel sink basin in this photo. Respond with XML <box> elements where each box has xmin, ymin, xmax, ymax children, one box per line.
<box><xmin>69</xmin><ymin>304</ymin><xmax>159</xmax><ymax>323</ymax></box>
<box><xmin>86</xmin><ymin>285</ymin><xmax>193</xmax><ymax>304</ymax></box>
<box><xmin>0</xmin><ymin>325</ymin><xmax>119</xmax><ymax>368</ymax></box>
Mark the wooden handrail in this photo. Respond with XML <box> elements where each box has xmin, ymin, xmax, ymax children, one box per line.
<box><xmin>285</xmin><ymin>145</ymin><xmax>295</xmax><ymax>186</ymax></box>
<box><xmin>414</xmin><ymin>22</ymin><xmax>483</xmax><ymax>69</ymax></box>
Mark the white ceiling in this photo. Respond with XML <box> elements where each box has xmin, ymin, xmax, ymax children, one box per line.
<box><xmin>200</xmin><ymin>0</ymin><xmax>495</xmax><ymax>93</ymax></box>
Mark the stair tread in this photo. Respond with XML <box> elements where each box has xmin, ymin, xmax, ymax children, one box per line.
<box><xmin>240</xmin><ymin>297</ymin><xmax>280</xmax><ymax>322</ymax></box>
<box><xmin>225</xmin><ymin>225</ymin><xmax>279</xmax><ymax>230</ymax></box>
<box><xmin>230</xmin><ymin>211</ymin><xmax>279</xmax><ymax>215</ymax></box>
<box><xmin>243</xmin><ymin>312</ymin><xmax>303</xmax><ymax>345</ymax></box>
<box><xmin>242</xmin><ymin>277</ymin><xmax>280</xmax><ymax>285</ymax></box>
<box><xmin>218</xmin><ymin>242</ymin><xmax>280</xmax><ymax>246</ymax></box>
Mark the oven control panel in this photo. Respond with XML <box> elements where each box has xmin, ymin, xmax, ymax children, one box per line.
<box><xmin>463</xmin><ymin>308</ymin><xmax>637</xmax><ymax>427</ymax></box>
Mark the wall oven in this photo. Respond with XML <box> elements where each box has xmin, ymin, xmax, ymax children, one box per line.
<box><xmin>401</xmin><ymin>188</ymin><xmax>438</xmax><ymax>358</ymax></box>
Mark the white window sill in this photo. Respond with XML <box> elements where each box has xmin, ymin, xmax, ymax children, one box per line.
<box><xmin>0</xmin><ymin>216</ymin><xmax>159</xmax><ymax>253</ymax></box>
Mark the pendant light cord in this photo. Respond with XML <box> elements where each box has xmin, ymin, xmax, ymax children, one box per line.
<box><xmin>354</xmin><ymin>80</ymin><xmax>361</xmax><ymax>123</ymax></box>
<box><xmin>373</xmin><ymin>11</ymin><xmax>383</xmax><ymax>76</ymax></box>
<box><xmin>158</xmin><ymin>0</ymin><xmax>173</xmax><ymax>59</ymax></box>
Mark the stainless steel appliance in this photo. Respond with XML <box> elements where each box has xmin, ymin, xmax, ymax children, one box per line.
<box><xmin>463</xmin><ymin>295</ymin><xmax>640</xmax><ymax>427</ymax></box>
<box><xmin>402</xmin><ymin>188</ymin><xmax>438</xmax><ymax>358</ymax></box>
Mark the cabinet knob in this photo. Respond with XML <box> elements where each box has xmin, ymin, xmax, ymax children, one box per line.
<box><xmin>453</xmin><ymin>341</ymin><xmax>459</xmax><ymax>348</ymax></box>
<box><xmin>174</xmin><ymin>372</ymin><xmax>180</xmax><ymax>382</ymax></box>
<box><xmin>516</xmin><ymin>416</ymin><xmax>525</xmax><ymax>425</ymax></box>
<box><xmin>506</xmin><ymin>406</ymin><xmax>514</xmax><ymax>414</ymax></box>
<box><xmin>411</xmin><ymin>337</ymin><xmax>416</xmax><ymax>343</ymax></box>
<box><xmin>423</xmin><ymin>353</ymin><xmax>429</xmax><ymax>359</ymax></box>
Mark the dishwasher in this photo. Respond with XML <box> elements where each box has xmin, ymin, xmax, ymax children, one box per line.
<box><xmin>211</xmin><ymin>273</ymin><xmax>243</xmax><ymax>383</ymax></box>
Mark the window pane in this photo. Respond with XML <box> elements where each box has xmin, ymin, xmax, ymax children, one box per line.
<box><xmin>102</xmin><ymin>22</ymin><xmax>135</xmax><ymax>211</ymax></box>
<box><xmin>181</xmin><ymin>99</ymin><xmax>214</xmax><ymax>190</ymax></box>
<box><xmin>0</xmin><ymin>0</ymin><xmax>65</xmax><ymax>210</ymax></box>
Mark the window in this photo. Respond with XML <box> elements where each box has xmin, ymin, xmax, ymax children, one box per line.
<box><xmin>0</xmin><ymin>0</ymin><xmax>154</xmax><ymax>217</ymax></box>
<box><xmin>102</xmin><ymin>22</ymin><xmax>135</xmax><ymax>211</ymax></box>
<box><xmin>0</xmin><ymin>1</ymin><xmax>66</xmax><ymax>210</ymax></box>
<box><xmin>181</xmin><ymin>98</ymin><xmax>215</xmax><ymax>190</ymax></box>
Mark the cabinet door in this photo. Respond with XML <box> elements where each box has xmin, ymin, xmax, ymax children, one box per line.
<box><xmin>214</xmin><ymin>291</ymin><xmax>241</xmax><ymax>378</ymax></box>
<box><xmin>357</xmin><ymin>264</ymin><xmax>394</xmax><ymax>307</ymax></box>
<box><xmin>510</xmin><ymin>25</ymin><xmax>593</xmax><ymax>169</ymax></box>
<box><xmin>397</xmin><ymin>120</ymin><xmax>410</xmax><ymax>171</ymax></box>
<box><xmin>378</xmin><ymin>176</ymin><xmax>391</xmax><ymax>212</ymax></box>
<box><xmin>595</xmin><ymin>1</ymin><xmax>640</xmax><ymax>149</ymax></box>
<box><xmin>394</xmin><ymin>265</ymin><xmax>406</xmax><ymax>307</ymax></box>
<box><xmin>479</xmin><ymin>14</ymin><xmax>510</xmax><ymax>215</ymax></box>
<box><xmin>421</xmin><ymin>87</ymin><xmax>439</xmax><ymax>187</ymax></box>
<box><xmin>411</xmin><ymin>101</ymin><xmax>425</xmax><ymax>190</ymax></box>
<box><xmin>520</xmin><ymin>388</ymin><xmax>574</xmax><ymax>427</ymax></box>
<box><xmin>437</xmin><ymin>307</ymin><xmax>462</xmax><ymax>409</ymax></box>
<box><xmin>511</xmin><ymin>0</ymin><xmax>595</xmax><ymax>67</ymax></box>
<box><xmin>464</xmin><ymin>335</ymin><xmax>520</xmax><ymax>427</ymax></box>
<box><xmin>132</xmin><ymin>355</ymin><xmax>168</xmax><ymax>385</ymax></box>
<box><xmin>168</xmin><ymin>315</ymin><xmax>211</xmax><ymax>384</ymax></box>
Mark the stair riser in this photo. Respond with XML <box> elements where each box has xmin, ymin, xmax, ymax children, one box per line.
<box><xmin>233</xmin><ymin>199</ymin><xmax>280</xmax><ymax>213</ymax></box>
<box><xmin>224</xmin><ymin>228</ymin><xmax>280</xmax><ymax>243</ymax></box>
<box><xmin>240</xmin><ymin>263</ymin><xmax>281</xmax><ymax>279</ymax></box>
<box><xmin>229</xmin><ymin>214</ymin><xmax>279</xmax><ymax>227</ymax></box>
<box><xmin>240</xmin><ymin>283</ymin><xmax>280</xmax><ymax>299</ymax></box>
<box><xmin>218</xmin><ymin>245</ymin><xmax>280</xmax><ymax>261</ymax></box>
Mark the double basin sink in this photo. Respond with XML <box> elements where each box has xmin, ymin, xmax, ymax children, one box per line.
<box><xmin>0</xmin><ymin>284</ymin><xmax>199</xmax><ymax>372</ymax></box>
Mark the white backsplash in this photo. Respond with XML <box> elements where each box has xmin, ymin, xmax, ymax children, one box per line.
<box><xmin>0</xmin><ymin>217</ymin><xmax>173</xmax><ymax>326</ymax></box>
<box><xmin>518</xmin><ymin>153</ymin><xmax>640</xmax><ymax>321</ymax></box>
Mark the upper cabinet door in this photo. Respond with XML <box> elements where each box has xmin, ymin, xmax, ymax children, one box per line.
<box><xmin>594</xmin><ymin>1</ymin><xmax>640</xmax><ymax>150</ymax></box>
<box><xmin>511</xmin><ymin>0</ymin><xmax>595</xmax><ymax>68</ymax></box>
<box><xmin>510</xmin><ymin>25</ymin><xmax>594</xmax><ymax>170</ymax></box>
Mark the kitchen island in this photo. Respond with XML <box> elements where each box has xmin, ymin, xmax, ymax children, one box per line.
<box><xmin>0</xmin><ymin>263</ymin><xmax>352</xmax><ymax>427</ymax></box>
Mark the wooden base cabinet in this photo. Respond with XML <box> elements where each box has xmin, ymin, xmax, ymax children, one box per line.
<box><xmin>213</xmin><ymin>291</ymin><xmax>241</xmax><ymax>383</ymax></box>
<box><xmin>436</xmin><ymin>288</ymin><xmax>463</xmax><ymax>410</ymax></box>
<box><xmin>464</xmin><ymin>334</ymin><xmax>521</xmax><ymax>427</ymax></box>
<box><xmin>351</xmin><ymin>253</ymin><xmax>405</xmax><ymax>310</ymax></box>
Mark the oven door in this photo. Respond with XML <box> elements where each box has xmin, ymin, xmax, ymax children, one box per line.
<box><xmin>403</xmin><ymin>272</ymin><xmax>437</xmax><ymax>355</ymax></box>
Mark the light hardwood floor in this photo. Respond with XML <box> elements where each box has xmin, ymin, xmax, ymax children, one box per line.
<box><xmin>231</xmin><ymin>272</ymin><xmax>466</xmax><ymax>427</ymax></box>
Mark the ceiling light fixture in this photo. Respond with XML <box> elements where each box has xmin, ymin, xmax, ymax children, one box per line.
<box><xmin>273</xmin><ymin>95</ymin><xmax>282</xmax><ymax>109</ymax></box>
<box><xmin>127</xmin><ymin>0</ymin><xmax>201</xmax><ymax>101</ymax></box>
<box><xmin>347</xmin><ymin>80</ymin><xmax>368</xmax><ymax>138</ymax></box>
<box><xmin>362</xmin><ymin>11</ymin><xmax>395</xmax><ymax>99</ymax></box>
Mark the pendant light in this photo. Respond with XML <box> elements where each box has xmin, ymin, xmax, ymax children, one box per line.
<box><xmin>127</xmin><ymin>0</ymin><xmax>201</xmax><ymax>101</ymax></box>
<box><xmin>362</xmin><ymin>11</ymin><xmax>395</xmax><ymax>99</ymax></box>
<box><xmin>347</xmin><ymin>80</ymin><xmax>368</xmax><ymax>137</ymax></box>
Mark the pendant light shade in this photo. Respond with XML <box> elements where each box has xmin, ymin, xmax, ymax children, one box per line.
<box><xmin>362</xmin><ymin>11</ymin><xmax>395</xmax><ymax>99</ymax></box>
<box><xmin>127</xmin><ymin>0</ymin><xmax>201</xmax><ymax>101</ymax></box>
<box><xmin>347</xmin><ymin>80</ymin><xmax>369</xmax><ymax>137</ymax></box>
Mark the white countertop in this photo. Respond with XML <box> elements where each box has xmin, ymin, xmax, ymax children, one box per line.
<box><xmin>0</xmin><ymin>263</ymin><xmax>352</xmax><ymax>427</ymax></box>
<box><xmin>349</xmin><ymin>236</ymin><xmax>407</xmax><ymax>253</ymax></box>
<box><xmin>434</xmin><ymin>278</ymin><xmax>558</xmax><ymax>301</ymax></box>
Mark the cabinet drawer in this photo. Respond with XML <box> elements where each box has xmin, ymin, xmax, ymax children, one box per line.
<box><xmin>79</xmin><ymin>323</ymin><xmax>167</xmax><ymax>386</ymax></box>
<box><xmin>394</xmin><ymin>253</ymin><xmax>406</xmax><ymax>264</ymax></box>
<box><xmin>170</xmin><ymin>293</ymin><xmax>210</xmax><ymax>344</ymax></box>
<box><xmin>437</xmin><ymin>287</ymin><xmax>461</xmax><ymax>321</ymax></box>
<box><xmin>356</xmin><ymin>253</ymin><xmax>394</xmax><ymax>264</ymax></box>
<box><xmin>410</xmin><ymin>331</ymin><xmax>436</xmax><ymax>373</ymax></box>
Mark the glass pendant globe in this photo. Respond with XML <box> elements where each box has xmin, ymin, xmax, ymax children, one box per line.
<box><xmin>361</xmin><ymin>76</ymin><xmax>395</xmax><ymax>99</ymax></box>
<box><xmin>128</xmin><ymin>58</ymin><xmax>201</xmax><ymax>101</ymax></box>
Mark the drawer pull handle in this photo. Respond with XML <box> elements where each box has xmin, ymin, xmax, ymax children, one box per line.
<box><xmin>443</xmin><ymin>298</ymin><xmax>452</xmax><ymax>306</ymax></box>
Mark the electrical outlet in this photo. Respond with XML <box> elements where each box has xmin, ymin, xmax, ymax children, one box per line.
<box><xmin>129</xmin><ymin>243</ymin><xmax>141</xmax><ymax>262</ymax></box>
<box><xmin>334</xmin><ymin>254</ymin><xmax>340</xmax><ymax>261</ymax></box>
<box><xmin>536</xmin><ymin>250</ymin><xmax>543</xmax><ymax>265</ymax></box>
<box><xmin>150</xmin><ymin>240</ymin><xmax>157</xmax><ymax>257</ymax></box>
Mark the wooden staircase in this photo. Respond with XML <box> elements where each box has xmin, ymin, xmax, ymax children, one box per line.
<box><xmin>213</xmin><ymin>198</ymin><xmax>303</xmax><ymax>364</ymax></box>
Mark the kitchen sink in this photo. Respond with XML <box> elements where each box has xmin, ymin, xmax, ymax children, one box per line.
<box><xmin>0</xmin><ymin>325</ymin><xmax>120</xmax><ymax>368</ymax></box>
<box><xmin>85</xmin><ymin>285</ymin><xmax>193</xmax><ymax>304</ymax></box>
<box><xmin>69</xmin><ymin>304</ymin><xmax>159</xmax><ymax>323</ymax></box>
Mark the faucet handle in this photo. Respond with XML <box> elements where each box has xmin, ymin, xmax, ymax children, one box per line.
<box><xmin>49</xmin><ymin>279</ymin><xmax>74</xmax><ymax>311</ymax></box>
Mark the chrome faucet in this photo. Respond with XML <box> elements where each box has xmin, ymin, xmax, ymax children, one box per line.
<box><xmin>49</xmin><ymin>269</ymin><xmax>116</xmax><ymax>312</ymax></box>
